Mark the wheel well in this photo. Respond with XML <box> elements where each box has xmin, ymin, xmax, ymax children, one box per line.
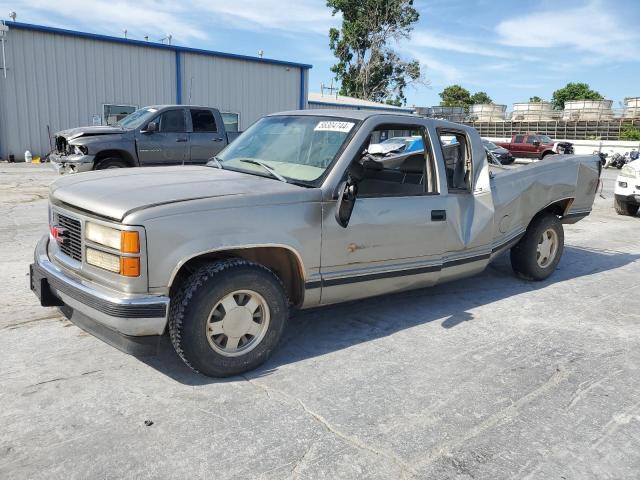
<box><xmin>540</xmin><ymin>150</ymin><xmax>554</xmax><ymax>158</ymax></box>
<box><xmin>94</xmin><ymin>150</ymin><xmax>136</xmax><ymax>168</ymax></box>
<box><xmin>539</xmin><ymin>198</ymin><xmax>573</xmax><ymax>218</ymax></box>
<box><xmin>170</xmin><ymin>247</ymin><xmax>306</xmax><ymax>307</ymax></box>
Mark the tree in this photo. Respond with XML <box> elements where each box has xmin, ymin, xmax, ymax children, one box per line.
<box><xmin>551</xmin><ymin>82</ymin><xmax>603</xmax><ymax>110</ymax></box>
<box><xmin>620</xmin><ymin>126</ymin><xmax>640</xmax><ymax>141</ymax></box>
<box><xmin>439</xmin><ymin>84</ymin><xmax>472</xmax><ymax>108</ymax></box>
<box><xmin>470</xmin><ymin>91</ymin><xmax>492</xmax><ymax>104</ymax></box>
<box><xmin>529</xmin><ymin>96</ymin><xmax>544</xmax><ymax>103</ymax></box>
<box><xmin>327</xmin><ymin>0</ymin><xmax>423</xmax><ymax>105</ymax></box>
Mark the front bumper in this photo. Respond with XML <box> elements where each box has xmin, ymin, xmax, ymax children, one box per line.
<box><xmin>30</xmin><ymin>235</ymin><xmax>169</xmax><ymax>355</ymax></box>
<box><xmin>614</xmin><ymin>177</ymin><xmax>640</xmax><ymax>204</ymax></box>
<box><xmin>50</xmin><ymin>153</ymin><xmax>95</xmax><ymax>174</ymax></box>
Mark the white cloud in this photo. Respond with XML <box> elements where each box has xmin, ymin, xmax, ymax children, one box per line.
<box><xmin>411</xmin><ymin>31</ymin><xmax>514</xmax><ymax>59</ymax></box>
<box><xmin>495</xmin><ymin>0</ymin><xmax>640</xmax><ymax>62</ymax></box>
<box><xmin>191</xmin><ymin>0</ymin><xmax>339</xmax><ymax>35</ymax></box>
<box><xmin>7</xmin><ymin>0</ymin><xmax>209</xmax><ymax>42</ymax></box>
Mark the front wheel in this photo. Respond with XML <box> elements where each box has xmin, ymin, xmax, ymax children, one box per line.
<box><xmin>510</xmin><ymin>213</ymin><xmax>564</xmax><ymax>281</ymax></box>
<box><xmin>614</xmin><ymin>197</ymin><xmax>639</xmax><ymax>216</ymax></box>
<box><xmin>169</xmin><ymin>259</ymin><xmax>289</xmax><ymax>377</ymax></box>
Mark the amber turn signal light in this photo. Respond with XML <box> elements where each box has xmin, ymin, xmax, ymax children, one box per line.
<box><xmin>120</xmin><ymin>257</ymin><xmax>140</xmax><ymax>277</ymax></box>
<box><xmin>121</xmin><ymin>231</ymin><xmax>140</xmax><ymax>253</ymax></box>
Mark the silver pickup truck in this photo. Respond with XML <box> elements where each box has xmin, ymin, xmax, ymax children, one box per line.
<box><xmin>30</xmin><ymin>110</ymin><xmax>601</xmax><ymax>377</ymax></box>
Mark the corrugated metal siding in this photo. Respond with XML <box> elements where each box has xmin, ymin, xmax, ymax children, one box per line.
<box><xmin>180</xmin><ymin>52</ymin><xmax>303</xmax><ymax>130</ymax></box>
<box><xmin>308</xmin><ymin>101</ymin><xmax>355</xmax><ymax>111</ymax></box>
<box><xmin>0</xmin><ymin>28</ymin><xmax>175</xmax><ymax>158</ymax></box>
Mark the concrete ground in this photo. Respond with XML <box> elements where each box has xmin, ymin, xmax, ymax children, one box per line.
<box><xmin>1</xmin><ymin>162</ymin><xmax>639</xmax><ymax>480</ymax></box>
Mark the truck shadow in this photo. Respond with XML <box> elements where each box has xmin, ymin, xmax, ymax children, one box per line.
<box><xmin>140</xmin><ymin>245</ymin><xmax>639</xmax><ymax>385</ymax></box>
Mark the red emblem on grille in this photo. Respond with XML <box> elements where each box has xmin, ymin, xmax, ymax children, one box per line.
<box><xmin>50</xmin><ymin>226</ymin><xmax>68</xmax><ymax>244</ymax></box>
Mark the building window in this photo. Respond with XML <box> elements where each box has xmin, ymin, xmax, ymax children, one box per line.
<box><xmin>221</xmin><ymin>112</ymin><xmax>240</xmax><ymax>132</ymax></box>
<box><xmin>103</xmin><ymin>104</ymin><xmax>137</xmax><ymax>125</ymax></box>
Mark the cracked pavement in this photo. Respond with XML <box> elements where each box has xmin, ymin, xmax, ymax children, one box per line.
<box><xmin>1</xmin><ymin>163</ymin><xmax>639</xmax><ymax>479</ymax></box>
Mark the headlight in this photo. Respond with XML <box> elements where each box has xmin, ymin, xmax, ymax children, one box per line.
<box><xmin>619</xmin><ymin>165</ymin><xmax>638</xmax><ymax>178</ymax></box>
<box><xmin>85</xmin><ymin>223</ymin><xmax>141</xmax><ymax>276</ymax></box>
<box><xmin>85</xmin><ymin>222</ymin><xmax>121</xmax><ymax>249</ymax></box>
<box><xmin>73</xmin><ymin>145</ymin><xmax>88</xmax><ymax>155</ymax></box>
<box><xmin>86</xmin><ymin>248</ymin><xmax>121</xmax><ymax>273</ymax></box>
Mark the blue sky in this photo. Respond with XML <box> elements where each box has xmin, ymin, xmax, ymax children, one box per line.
<box><xmin>3</xmin><ymin>0</ymin><xmax>639</xmax><ymax>108</ymax></box>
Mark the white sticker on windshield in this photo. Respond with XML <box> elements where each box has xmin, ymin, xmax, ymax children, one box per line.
<box><xmin>314</xmin><ymin>121</ymin><xmax>354</xmax><ymax>133</ymax></box>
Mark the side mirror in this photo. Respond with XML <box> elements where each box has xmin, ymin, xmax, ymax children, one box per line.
<box><xmin>143</xmin><ymin>121</ymin><xmax>158</xmax><ymax>133</ymax></box>
<box><xmin>335</xmin><ymin>180</ymin><xmax>358</xmax><ymax>228</ymax></box>
<box><xmin>533</xmin><ymin>140</ymin><xmax>540</xmax><ymax>146</ymax></box>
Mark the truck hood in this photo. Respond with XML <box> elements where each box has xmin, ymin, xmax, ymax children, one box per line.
<box><xmin>50</xmin><ymin>166</ymin><xmax>306</xmax><ymax>221</ymax></box>
<box><xmin>57</xmin><ymin>125</ymin><xmax>126</xmax><ymax>140</ymax></box>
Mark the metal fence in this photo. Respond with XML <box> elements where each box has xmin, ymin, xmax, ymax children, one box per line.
<box><xmin>460</xmin><ymin>119</ymin><xmax>640</xmax><ymax>141</ymax></box>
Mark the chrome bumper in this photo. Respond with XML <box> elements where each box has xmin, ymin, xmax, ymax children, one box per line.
<box><xmin>30</xmin><ymin>235</ymin><xmax>169</xmax><ymax>355</ymax></box>
<box><xmin>50</xmin><ymin>153</ymin><xmax>95</xmax><ymax>174</ymax></box>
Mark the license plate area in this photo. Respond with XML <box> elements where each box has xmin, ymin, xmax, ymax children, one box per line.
<box><xmin>30</xmin><ymin>264</ymin><xmax>64</xmax><ymax>307</ymax></box>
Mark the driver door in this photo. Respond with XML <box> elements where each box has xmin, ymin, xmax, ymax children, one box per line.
<box><xmin>320</xmin><ymin>124</ymin><xmax>448</xmax><ymax>304</ymax></box>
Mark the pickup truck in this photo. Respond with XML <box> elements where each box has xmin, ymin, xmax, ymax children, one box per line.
<box><xmin>30</xmin><ymin>110</ymin><xmax>601</xmax><ymax>377</ymax></box>
<box><xmin>50</xmin><ymin>105</ymin><xmax>238</xmax><ymax>174</ymax></box>
<box><xmin>497</xmin><ymin>133</ymin><xmax>574</xmax><ymax>160</ymax></box>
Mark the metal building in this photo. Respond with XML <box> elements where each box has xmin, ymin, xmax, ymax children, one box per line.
<box><xmin>308</xmin><ymin>92</ymin><xmax>414</xmax><ymax>113</ymax></box>
<box><xmin>0</xmin><ymin>21</ymin><xmax>311</xmax><ymax>160</ymax></box>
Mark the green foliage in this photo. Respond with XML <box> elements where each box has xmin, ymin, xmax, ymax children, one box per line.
<box><xmin>620</xmin><ymin>126</ymin><xmax>640</xmax><ymax>141</ymax></box>
<box><xmin>470</xmin><ymin>91</ymin><xmax>493</xmax><ymax>105</ymax></box>
<box><xmin>439</xmin><ymin>85</ymin><xmax>472</xmax><ymax>107</ymax></box>
<box><xmin>529</xmin><ymin>96</ymin><xmax>544</xmax><ymax>103</ymax></box>
<box><xmin>551</xmin><ymin>82</ymin><xmax>603</xmax><ymax>110</ymax></box>
<box><xmin>439</xmin><ymin>85</ymin><xmax>492</xmax><ymax>110</ymax></box>
<box><xmin>327</xmin><ymin>0</ymin><xmax>423</xmax><ymax>105</ymax></box>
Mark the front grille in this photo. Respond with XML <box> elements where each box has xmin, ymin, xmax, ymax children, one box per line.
<box><xmin>56</xmin><ymin>213</ymin><xmax>82</xmax><ymax>261</ymax></box>
<box><xmin>55</xmin><ymin>136</ymin><xmax>68</xmax><ymax>154</ymax></box>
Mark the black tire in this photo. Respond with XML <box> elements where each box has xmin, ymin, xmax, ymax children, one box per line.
<box><xmin>510</xmin><ymin>213</ymin><xmax>564</xmax><ymax>281</ymax></box>
<box><xmin>169</xmin><ymin>259</ymin><xmax>289</xmax><ymax>377</ymax></box>
<box><xmin>614</xmin><ymin>197</ymin><xmax>639</xmax><ymax>216</ymax></box>
<box><xmin>540</xmin><ymin>151</ymin><xmax>552</xmax><ymax>160</ymax></box>
<box><xmin>95</xmin><ymin>157</ymin><xmax>128</xmax><ymax>169</ymax></box>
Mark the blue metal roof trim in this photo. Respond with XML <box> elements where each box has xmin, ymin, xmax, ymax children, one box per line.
<box><xmin>308</xmin><ymin>100</ymin><xmax>414</xmax><ymax>113</ymax></box>
<box><xmin>7</xmin><ymin>21</ymin><xmax>313</xmax><ymax>70</ymax></box>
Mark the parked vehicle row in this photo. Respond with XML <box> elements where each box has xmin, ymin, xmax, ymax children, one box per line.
<box><xmin>31</xmin><ymin>110</ymin><xmax>602</xmax><ymax>377</ymax></box>
<box><xmin>50</xmin><ymin>105</ymin><xmax>238</xmax><ymax>174</ymax></box>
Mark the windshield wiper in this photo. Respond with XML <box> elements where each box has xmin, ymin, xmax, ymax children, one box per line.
<box><xmin>207</xmin><ymin>156</ymin><xmax>224</xmax><ymax>169</ymax></box>
<box><xmin>238</xmin><ymin>159</ymin><xmax>287</xmax><ymax>183</ymax></box>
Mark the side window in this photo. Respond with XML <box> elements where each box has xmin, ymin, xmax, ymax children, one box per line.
<box><xmin>438</xmin><ymin>130</ymin><xmax>472</xmax><ymax>193</ymax></box>
<box><xmin>157</xmin><ymin>109</ymin><xmax>186</xmax><ymax>133</ymax></box>
<box><xmin>355</xmin><ymin>124</ymin><xmax>437</xmax><ymax>197</ymax></box>
<box><xmin>526</xmin><ymin>135</ymin><xmax>537</xmax><ymax>144</ymax></box>
<box><xmin>514</xmin><ymin>134</ymin><xmax>525</xmax><ymax>143</ymax></box>
<box><xmin>221</xmin><ymin>112</ymin><xmax>240</xmax><ymax>132</ymax></box>
<box><xmin>191</xmin><ymin>109</ymin><xmax>217</xmax><ymax>133</ymax></box>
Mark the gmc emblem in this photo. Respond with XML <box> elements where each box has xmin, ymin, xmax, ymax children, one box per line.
<box><xmin>50</xmin><ymin>226</ymin><xmax>69</xmax><ymax>245</ymax></box>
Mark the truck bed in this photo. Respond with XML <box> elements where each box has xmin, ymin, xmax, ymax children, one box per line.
<box><xmin>489</xmin><ymin>154</ymin><xmax>600</xmax><ymax>246</ymax></box>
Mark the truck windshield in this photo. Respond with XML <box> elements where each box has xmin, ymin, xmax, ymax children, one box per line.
<box><xmin>215</xmin><ymin>115</ymin><xmax>356</xmax><ymax>183</ymax></box>
<box><xmin>116</xmin><ymin>107</ymin><xmax>159</xmax><ymax>129</ymax></box>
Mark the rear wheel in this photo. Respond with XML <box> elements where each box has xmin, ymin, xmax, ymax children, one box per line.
<box><xmin>614</xmin><ymin>197</ymin><xmax>639</xmax><ymax>216</ymax></box>
<box><xmin>95</xmin><ymin>157</ymin><xmax>128</xmax><ymax>169</ymax></box>
<box><xmin>169</xmin><ymin>259</ymin><xmax>289</xmax><ymax>377</ymax></box>
<box><xmin>510</xmin><ymin>213</ymin><xmax>564</xmax><ymax>281</ymax></box>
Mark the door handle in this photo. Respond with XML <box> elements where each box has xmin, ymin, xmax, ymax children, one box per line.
<box><xmin>176</xmin><ymin>138</ymin><xmax>188</xmax><ymax>142</ymax></box>
<box><xmin>431</xmin><ymin>210</ymin><xmax>446</xmax><ymax>221</ymax></box>
<box><xmin>211</xmin><ymin>138</ymin><xmax>223</xmax><ymax>142</ymax></box>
